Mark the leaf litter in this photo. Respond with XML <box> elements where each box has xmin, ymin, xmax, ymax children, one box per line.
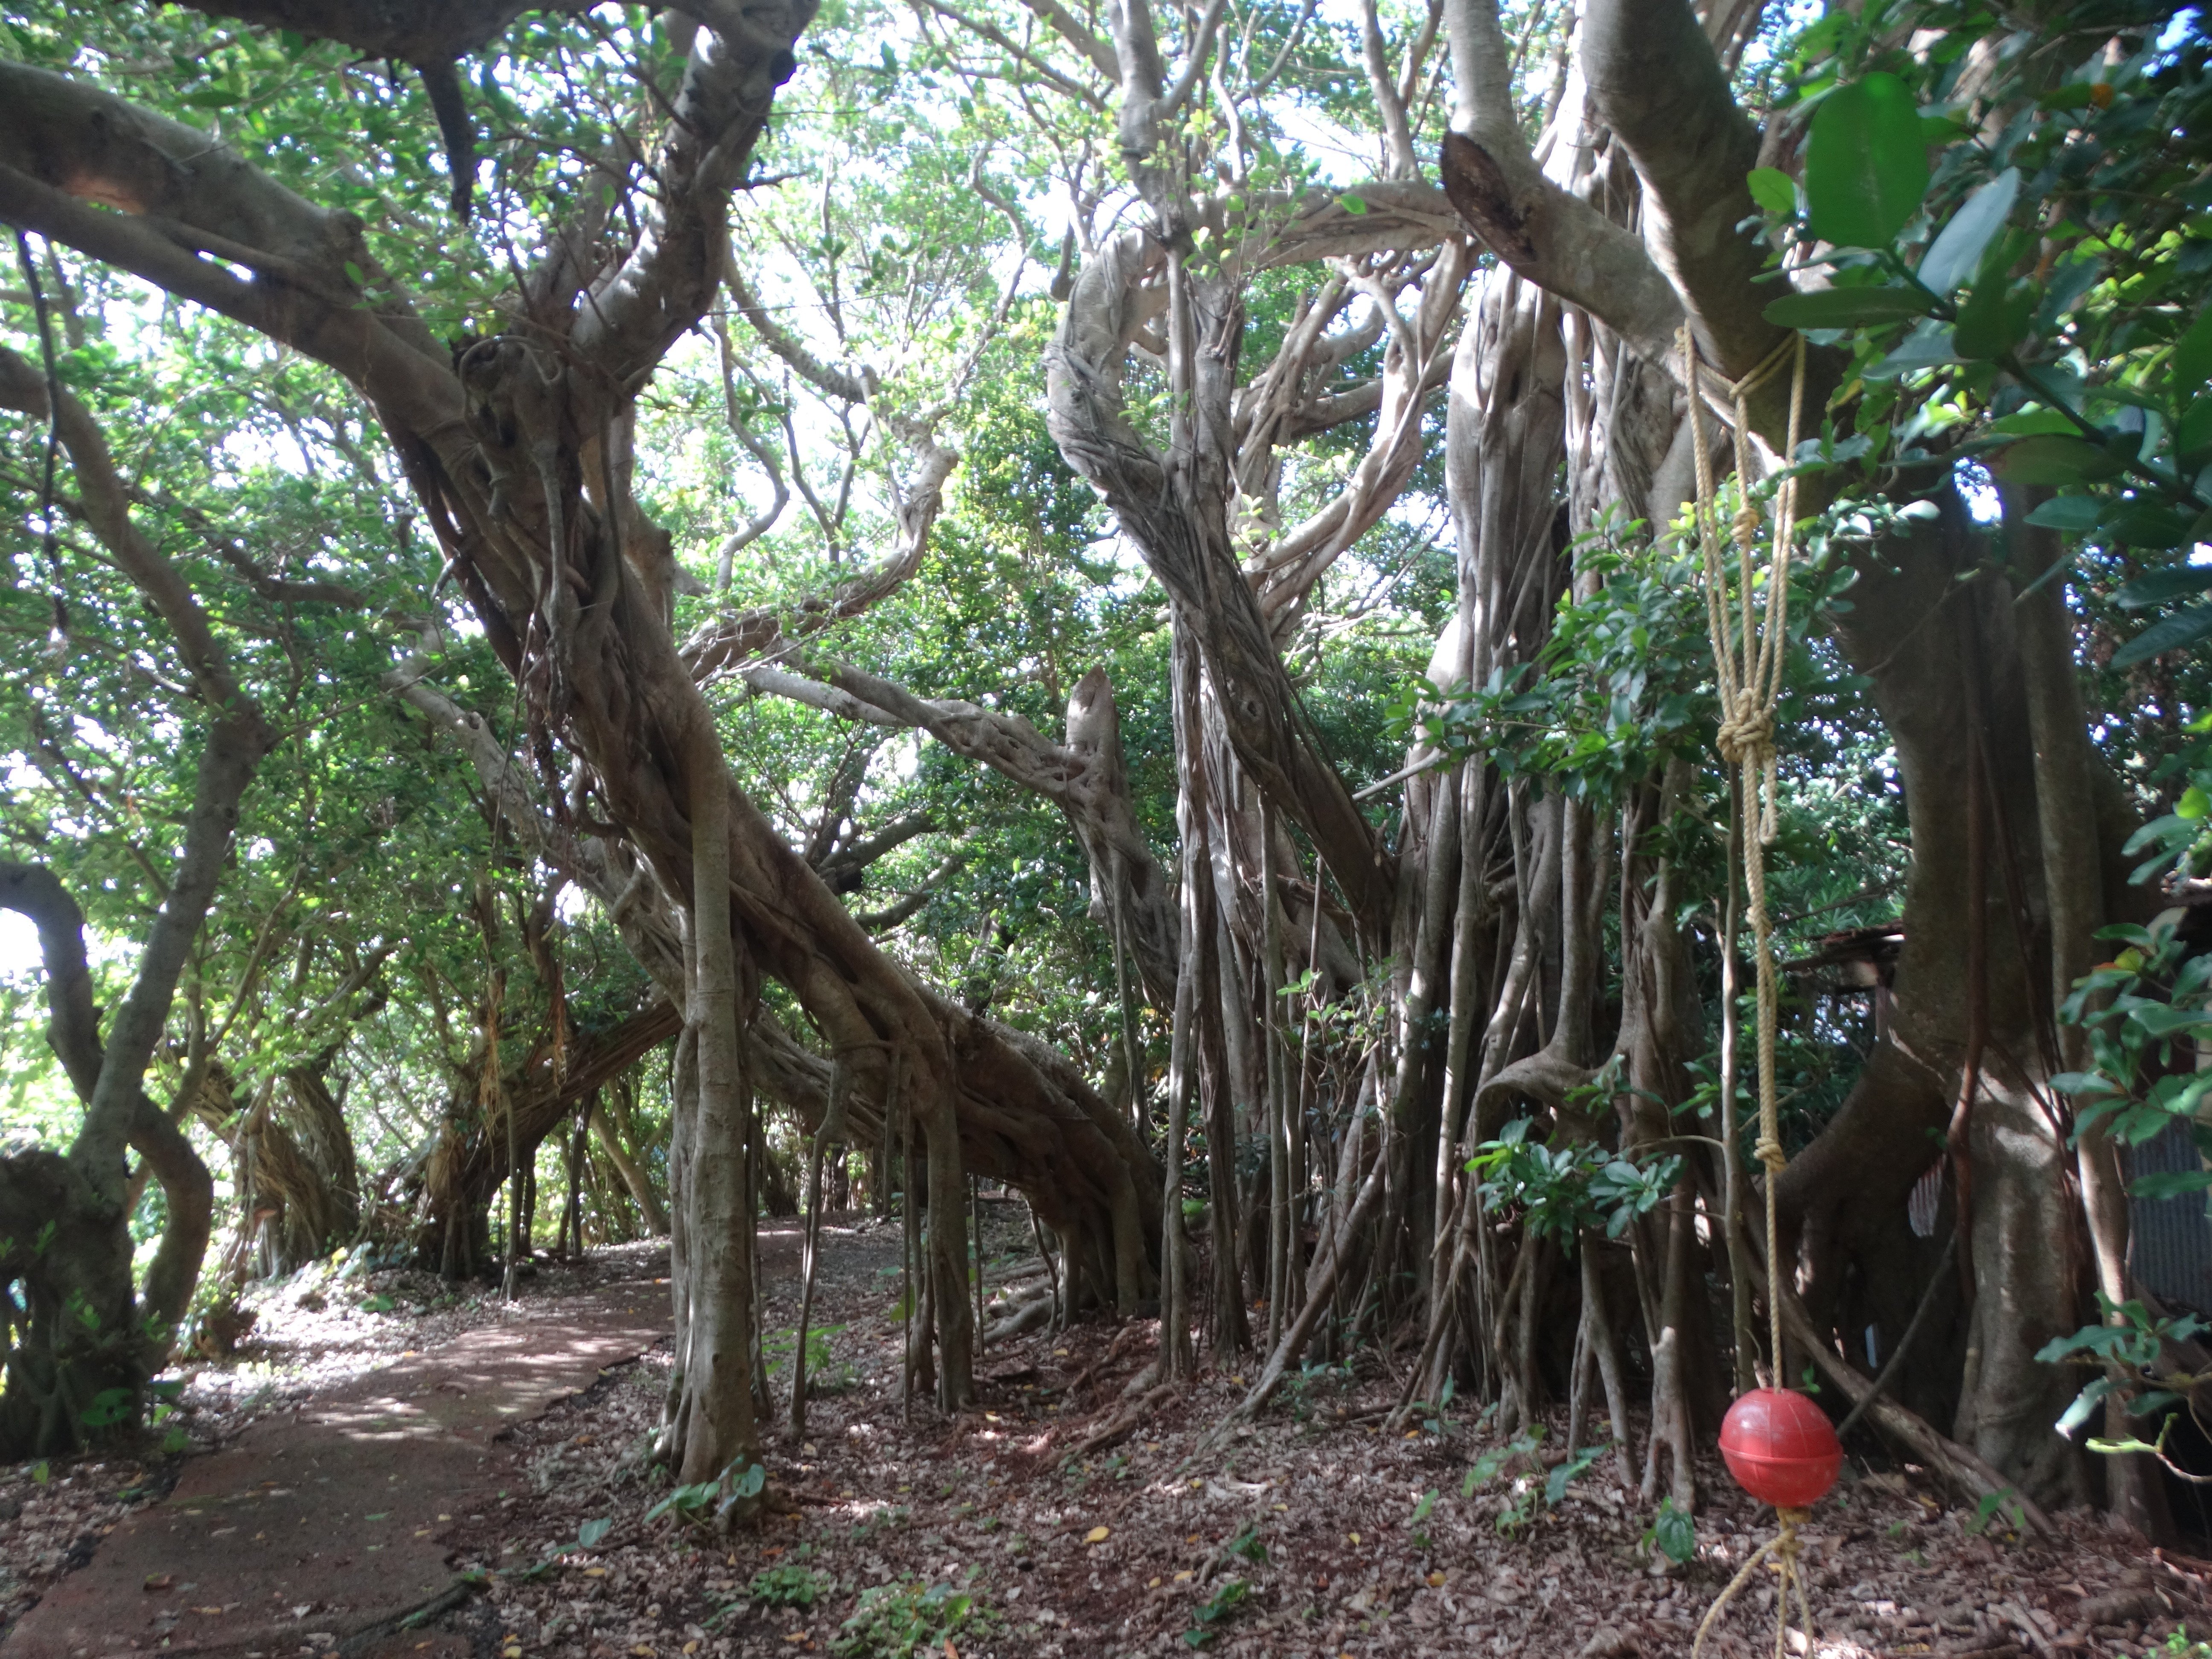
<box><xmin>4</xmin><ymin>1221</ymin><xmax>2206</xmax><ymax>1657</ymax></box>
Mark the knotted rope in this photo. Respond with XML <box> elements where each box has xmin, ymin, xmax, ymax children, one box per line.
<box><xmin>1692</xmin><ymin>1506</ymin><xmax>1814</xmax><ymax>1659</ymax></box>
<box><xmin>1683</xmin><ymin>325</ymin><xmax>1813</xmax><ymax>1659</ymax></box>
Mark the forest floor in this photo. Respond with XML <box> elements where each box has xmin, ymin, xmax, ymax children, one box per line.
<box><xmin>1</xmin><ymin>1218</ymin><xmax>2206</xmax><ymax>1659</ymax></box>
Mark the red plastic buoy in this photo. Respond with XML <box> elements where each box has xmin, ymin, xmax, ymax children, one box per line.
<box><xmin>1718</xmin><ymin>1388</ymin><xmax>1842</xmax><ymax>1509</ymax></box>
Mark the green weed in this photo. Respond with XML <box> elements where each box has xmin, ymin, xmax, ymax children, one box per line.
<box><xmin>750</xmin><ymin>1563</ymin><xmax>830</xmax><ymax>1607</ymax></box>
<box><xmin>1183</xmin><ymin>1578</ymin><xmax>1251</xmax><ymax>1647</ymax></box>
<box><xmin>833</xmin><ymin>1575</ymin><xmax>985</xmax><ymax>1658</ymax></box>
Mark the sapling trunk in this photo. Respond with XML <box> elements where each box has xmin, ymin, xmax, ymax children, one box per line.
<box><xmin>1261</xmin><ymin>806</ymin><xmax>1291</xmax><ymax>1350</ymax></box>
<box><xmin>1581</xmin><ymin>1238</ymin><xmax>1636</xmax><ymax>1487</ymax></box>
<box><xmin>790</xmin><ymin>1055</ymin><xmax>842</xmax><ymax>1440</ymax></box>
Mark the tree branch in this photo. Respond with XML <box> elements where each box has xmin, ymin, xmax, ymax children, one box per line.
<box><xmin>1046</xmin><ymin>233</ymin><xmax>1397</xmax><ymax>931</ymax></box>
<box><xmin>1437</xmin><ymin>0</ymin><xmax>1685</xmax><ymax>370</ymax></box>
<box><xmin>922</xmin><ymin>0</ymin><xmax>1112</xmax><ymax>108</ymax></box>
<box><xmin>817</xmin><ymin>810</ymin><xmax>939</xmax><ymax>886</ymax></box>
<box><xmin>1013</xmin><ymin>0</ymin><xmax>1122</xmax><ymax>81</ymax></box>
<box><xmin>0</xmin><ymin>862</ymin><xmax>214</xmax><ymax>1343</ymax></box>
<box><xmin>0</xmin><ymin>346</ymin><xmax>276</xmax><ymax>1202</ymax></box>
<box><xmin>744</xmin><ymin>656</ymin><xmax>1181</xmax><ymax>1004</ymax></box>
<box><xmin>682</xmin><ymin>431</ymin><xmax>956</xmax><ymax>681</ymax></box>
<box><xmin>1579</xmin><ymin>0</ymin><xmax>1779</xmax><ymax>378</ymax></box>
<box><xmin>569</xmin><ymin>1</ymin><xmax>819</xmax><ymax>390</ymax></box>
<box><xmin>725</xmin><ymin>253</ymin><xmax>876</xmax><ymax>405</ymax></box>
<box><xmin>1360</xmin><ymin>0</ymin><xmax>1421</xmax><ymax>178</ymax></box>
<box><xmin>855</xmin><ymin>841</ymin><xmax>973</xmax><ymax>931</ymax></box>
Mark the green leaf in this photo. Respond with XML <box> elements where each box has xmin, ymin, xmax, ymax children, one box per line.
<box><xmin>578</xmin><ymin>1516</ymin><xmax>611</xmax><ymax>1547</ymax></box>
<box><xmin>1803</xmin><ymin>73</ymin><xmax>1931</xmax><ymax>250</ymax></box>
<box><xmin>1762</xmin><ymin>287</ymin><xmax>1939</xmax><ymax>329</ymax></box>
<box><xmin>1650</xmin><ymin>1499</ymin><xmax>1696</xmax><ymax>1565</ymax></box>
<box><xmin>2023</xmin><ymin>495</ymin><xmax>2102</xmax><ymax>531</ymax></box>
<box><xmin>2131</xmin><ymin>1004</ymin><xmax>2212</xmax><ymax>1039</ymax></box>
<box><xmin>1918</xmin><ymin>168</ymin><xmax>2020</xmax><ymax>295</ymax></box>
<box><xmin>80</xmin><ymin>1387</ymin><xmax>134</xmax><ymax>1428</ymax></box>
<box><xmin>2174</xmin><ymin>306</ymin><xmax>2212</xmax><ymax>398</ymax></box>
<box><xmin>1991</xmin><ymin>410</ymin><xmax>2082</xmax><ymax>437</ymax></box>
<box><xmin>2131</xmin><ymin>1170</ymin><xmax>2212</xmax><ymax>1201</ymax></box>
<box><xmin>2176</xmin><ymin>394</ymin><xmax>2212</xmax><ymax>462</ymax></box>
<box><xmin>644</xmin><ymin>1479</ymin><xmax>718</xmax><ymax>1522</ymax></box>
<box><xmin>1746</xmin><ymin>167</ymin><xmax>1798</xmax><ymax>218</ymax></box>
<box><xmin>1868</xmin><ymin>321</ymin><xmax>1960</xmax><ymax>378</ymax></box>
<box><xmin>2113</xmin><ymin>602</ymin><xmax>2212</xmax><ymax>669</ymax></box>
<box><xmin>2116</xmin><ymin>567</ymin><xmax>2212</xmax><ymax>611</ymax></box>
<box><xmin>2050</xmin><ymin>1070</ymin><xmax>2122</xmax><ymax>1097</ymax></box>
<box><xmin>1991</xmin><ymin>435</ymin><xmax>2120</xmax><ymax>487</ymax></box>
<box><xmin>2104</xmin><ymin>501</ymin><xmax>2198</xmax><ymax>550</ymax></box>
<box><xmin>1337</xmin><ymin>194</ymin><xmax>1368</xmax><ymax>215</ymax></box>
<box><xmin>1952</xmin><ymin>275</ymin><xmax>2032</xmax><ymax>360</ymax></box>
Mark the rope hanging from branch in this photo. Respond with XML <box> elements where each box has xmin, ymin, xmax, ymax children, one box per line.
<box><xmin>1679</xmin><ymin>325</ymin><xmax>1827</xmax><ymax>1659</ymax></box>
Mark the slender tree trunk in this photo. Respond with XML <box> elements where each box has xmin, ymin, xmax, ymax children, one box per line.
<box><xmin>593</xmin><ymin>1091</ymin><xmax>667</xmax><ymax>1234</ymax></box>
<box><xmin>666</xmin><ymin>728</ymin><xmax>761</xmax><ymax>1496</ymax></box>
<box><xmin>1160</xmin><ymin>771</ymin><xmax>1201</xmax><ymax>1377</ymax></box>
<box><xmin>1261</xmin><ymin>805</ymin><xmax>1292</xmax><ymax>1349</ymax></box>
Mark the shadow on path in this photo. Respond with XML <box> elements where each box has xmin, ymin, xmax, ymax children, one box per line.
<box><xmin>3</xmin><ymin>1264</ymin><xmax>671</xmax><ymax>1659</ymax></box>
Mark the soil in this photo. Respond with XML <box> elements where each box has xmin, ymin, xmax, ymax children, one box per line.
<box><xmin>0</xmin><ymin>1243</ymin><xmax>667</xmax><ymax>1657</ymax></box>
<box><xmin>2</xmin><ymin>1217</ymin><xmax>2203</xmax><ymax>1659</ymax></box>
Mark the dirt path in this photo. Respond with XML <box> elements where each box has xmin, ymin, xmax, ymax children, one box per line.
<box><xmin>1</xmin><ymin>1260</ymin><xmax>671</xmax><ymax>1659</ymax></box>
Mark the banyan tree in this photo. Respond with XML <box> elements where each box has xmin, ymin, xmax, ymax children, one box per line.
<box><xmin>1</xmin><ymin>0</ymin><xmax>2207</xmax><ymax>1543</ymax></box>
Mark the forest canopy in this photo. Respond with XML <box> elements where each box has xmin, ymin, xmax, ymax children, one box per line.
<box><xmin>0</xmin><ymin>0</ymin><xmax>2208</xmax><ymax>1549</ymax></box>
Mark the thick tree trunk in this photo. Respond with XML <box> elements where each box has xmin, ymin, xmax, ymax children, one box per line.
<box><xmin>1774</xmin><ymin>504</ymin><xmax>2111</xmax><ymax>1505</ymax></box>
<box><xmin>2009</xmin><ymin>487</ymin><xmax>2168</xmax><ymax>1534</ymax></box>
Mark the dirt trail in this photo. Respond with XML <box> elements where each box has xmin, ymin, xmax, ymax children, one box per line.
<box><xmin>2</xmin><ymin>1265</ymin><xmax>671</xmax><ymax>1659</ymax></box>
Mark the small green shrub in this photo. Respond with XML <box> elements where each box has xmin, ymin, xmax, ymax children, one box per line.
<box><xmin>750</xmin><ymin>1563</ymin><xmax>830</xmax><ymax>1607</ymax></box>
<box><xmin>765</xmin><ymin>1323</ymin><xmax>853</xmax><ymax>1392</ymax></box>
<box><xmin>833</xmin><ymin>1576</ymin><xmax>984</xmax><ymax>1658</ymax></box>
<box><xmin>1642</xmin><ymin>1497</ymin><xmax>1695</xmax><ymax>1565</ymax></box>
<box><xmin>1184</xmin><ymin>1578</ymin><xmax>1250</xmax><ymax>1647</ymax></box>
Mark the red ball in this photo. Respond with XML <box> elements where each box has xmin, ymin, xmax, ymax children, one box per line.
<box><xmin>1718</xmin><ymin>1388</ymin><xmax>1842</xmax><ymax>1509</ymax></box>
